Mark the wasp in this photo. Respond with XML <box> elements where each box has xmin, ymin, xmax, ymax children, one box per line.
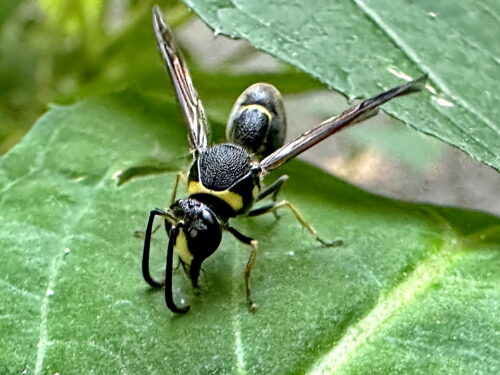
<box><xmin>142</xmin><ymin>6</ymin><xmax>426</xmax><ymax>313</ymax></box>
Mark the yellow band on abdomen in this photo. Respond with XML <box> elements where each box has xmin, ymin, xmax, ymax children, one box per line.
<box><xmin>241</xmin><ymin>104</ymin><xmax>272</xmax><ymax>122</ymax></box>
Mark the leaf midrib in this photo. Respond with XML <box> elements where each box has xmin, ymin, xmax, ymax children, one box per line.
<box><xmin>32</xmin><ymin>169</ymin><xmax>111</xmax><ymax>374</ymax></box>
<box><xmin>351</xmin><ymin>0</ymin><xmax>499</xmax><ymax>134</ymax></box>
<box><xmin>307</xmin><ymin>229</ymin><xmax>460</xmax><ymax>373</ymax></box>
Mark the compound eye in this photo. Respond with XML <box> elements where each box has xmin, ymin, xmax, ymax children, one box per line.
<box><xmin>201</xmin><ymin>209</ymin><xmax>216</xmax><ymax>225</ymax></box>
<box><xmin>186</xmin><ymin>208</ymin><xmax>222</xmax><ymax>260</ymax></box>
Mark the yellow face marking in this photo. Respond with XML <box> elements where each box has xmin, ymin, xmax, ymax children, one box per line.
<box><xmin>174</xmin><ymin>230</ymin><xmax>193</xmax><ymax>265</ymax></box>
<box><xmin>188</xmin><ymin>181</ymin><xmax>244</xmax><ymax>211</ymax></box>
<box><xmin>164</xmin><ymin>216</ymin><xmax>177</xmax><ymax>226</ymax></box>
<box><xmin>241</xmin><ymin>104</ymin><xmax>272</xmax><ymax>122</ymax></box>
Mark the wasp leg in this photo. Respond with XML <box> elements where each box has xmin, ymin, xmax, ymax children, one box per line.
<box><xmin>169</xmin><ymin>171</ymin><xmax>187</xmax><ymax>205</ymax></box>
<box><xmin>227</xmin><ymin>226</ymin><xmax>259</xmax><ymax>313</ymax></box>
<box><xmin>175</xmin><ymin>255</ymin><xmax>205</xmax><ymax>297</ymax></box>
<box><xmin>188</xmin><ymin>258</ymin><xmax>204</xmax><ymax>289</ymax></box>
<box><xmin>257</xmin><ymin>175</ymin><xmax>289</xmax><ymax>219</ymax></box>
<box><xmin>179</xmin><ymin>258</ymin><xmax>205</xmax><ymax>296</ymax></box>
<box><xmin>134</xmin><ymin>220</ymin><xmax>163</xmax><ymax>239</ymax></box>
<box><xmin>177</xmin><ymin>256</ymin><xmax>186</xmax><ymax>272</ymax></box>
<box><xmin>248</xmin><ymin>200</ymin><xmax>343</xmax><ymax>247</ymax></box>
<box><xmin>137</xmin><ymin>170</ymin><xmax>183</xmax><ymax>239</ymax></box>
<box><xmin>142</xmin><ymin>208</ymin><xmax>169</xmax><ymax>288</ymax></box>
<box><xmin>257</xmin><ymin>175</ymin><xmax>289</xmax><ymax>201</ymax></box>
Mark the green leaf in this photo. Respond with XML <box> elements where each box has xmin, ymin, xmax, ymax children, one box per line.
<box><xmin>0</xmin><ymin>0</ymin><xmax>19</xmax><ymax>28</ymax></box>
<box><xmin>0</xmin><ymin>0</ymin><xmax>189</xmax><ymax>154</ymax></box>
<box><xmin>0</xmin><ymin>0</ymin><xmax>324</xmax><ymax>155</ymax></box>
<box><xmin>1</xmin><ymin>92</ymin><xmax>499</xmax><ymax>374</ymax></box>
<box><xmin>183</xmin><ymin>0</ymin><xmax>500</xmax><ymax>171</ymax></box>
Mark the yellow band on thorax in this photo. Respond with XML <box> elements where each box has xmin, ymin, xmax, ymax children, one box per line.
<box><xmin>188</xmin><ymin>181</ymin><xmax>243</xmax><ymax>211</ymax></box>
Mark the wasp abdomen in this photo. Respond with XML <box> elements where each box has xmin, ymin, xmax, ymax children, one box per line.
<box><xmin>227</xmin><ymin>83</ymin><xmax>286</xmax><ymax>158</ymax></box>
<box><xmin>231</xmin><ymin>105</ymin><xmax>270</xmax><ymax>152</ymax></box>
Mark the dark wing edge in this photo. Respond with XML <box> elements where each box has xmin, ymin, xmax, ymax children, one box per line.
<box><xmin>152</xmin><ymin>6</ymin><xmax>209</xmax><ymax>152</ymax></box>
<box><xmin>259</xmin><ymin>75</ymin><xmax>427</xmax><ymax>173</ymax></box>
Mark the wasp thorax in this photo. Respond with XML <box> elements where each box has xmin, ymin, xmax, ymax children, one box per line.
<box><xmin>199</xmin><ymin>144</ymin><xmax>251</xmax><ymax>191</ymax></box>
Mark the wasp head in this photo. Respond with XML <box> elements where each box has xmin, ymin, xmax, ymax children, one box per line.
<box><xmin>166</xmin><ymin>198</ymin><xmax>222</xmax><ymax>286</ymax></box>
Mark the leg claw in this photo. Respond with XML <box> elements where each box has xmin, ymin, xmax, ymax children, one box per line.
<box><xmin>319</xmin><ymin>238</ymin><xmax>344</xmax><ymax>247</ymax></box>
<box><xmin>248</xmin><ymin>301</ymin><xmax>258</xmax><ymax>314</ymax></box>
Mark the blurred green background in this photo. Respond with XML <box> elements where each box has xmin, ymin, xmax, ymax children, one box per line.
<box><xmin>1</xmin><ymin>0</ymin><xmax>498</xmax><ymax>214</ymax></box>
<box><xmin>0</xmin><ymin>0</ymin><xmax>191</xmax><ymax>153</ymax></box>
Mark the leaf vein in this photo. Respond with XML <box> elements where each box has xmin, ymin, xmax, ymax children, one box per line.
<box><xmin>0</xmin><ymin>126</ymin><xmax>61</xmax><ymax>200</ymax></box>
<box><xmin>222</xmin><ymin>0</ymin><xmax>350</xmax><ymax>88</ymax></box>
<box><xmin>34</xmin><ymin>250</ymin><xmax>65</xmax><ymax>375</ymax></box>
<box><xmin>307</xmin><ymin>233</ymin><xmax>461</xmax><ymax>374</ymax></box>
<box><xmin>0</xmin><ymin>278</ymin><xmax>42</xmax><ymax>302</ymax></box>
<box><xmin>33</xmin><ymin>170</ymin><xmax>110</xmax><ymax>373</ymax></box>
<box><xmin>231</xmin><ymin>249</ymin><xmax>247</xmax><ymax>375</ymax></box>
<box><xmin>478</xmin><ymin>2</ymin><xmax>500</xmax><ymax>30</ymax></box>
<box><xmin>351</xmin><ymin>0</ymin><xmax>500</xmax><ymax>136</ymax></box>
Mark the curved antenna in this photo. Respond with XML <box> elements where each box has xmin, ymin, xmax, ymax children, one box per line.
<box><xmin>152</xmin><ymin>6</ymin><xmax>209</xmax><ymax>153</ymax></box>
<box><xmin>259</xmin><ymin>76</ymin><xmax>427</xmax><ymax>173</ymax></box>
<box><xmin>165</xmin><ymin>226</ymin><xmax>190</xmax><ymax>314</ymax></box>
<box><xmin>142</xmin><ymin>208</ymin><xmax>167</xmax><ymax>288</ymax></box>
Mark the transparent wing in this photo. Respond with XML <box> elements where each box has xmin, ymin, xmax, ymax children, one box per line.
<box><xmin>259</xmin><ymin>76</ymin><xmax>426</xmax><ymax>173</ymax></box>
<box><xmin>152</xmin><ymin>6</ymin><xmax>209</xmax><ymax>152</ymax></box>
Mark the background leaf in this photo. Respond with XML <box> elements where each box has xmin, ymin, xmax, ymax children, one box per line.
<box><xmin>1</xmin><ymin>92</ymin><xmax>499</xmax><ymax>374</ymax></box>
<box><xmin>0</xmin><ymin>0</ymin><xmax>323</xmax><ymax>154</ymax></box>
<box><xmin>183</xmin><ymin>0</ymin><xmax>500</xmax><ymax>171</ymax></box>
<box><xmin>0</xmin><ymin>0</ymin><xmax>190</xmax><ymax>153</ymax></box>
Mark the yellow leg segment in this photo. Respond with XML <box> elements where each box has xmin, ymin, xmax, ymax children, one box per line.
<box><xmin>275</xmin><ymin>200</ymin><xmax>342</xmax><ymax>246</ymax></box>
<box><xmin>244</xmin><ymin>240</ymin><xmax>259</xmax><ymax>313</ymax></box>
<box><xmin>249</xmin><ymin>200</ymin><xmax>343</xmax><ymax>247</ymax></box>
<box><xmin>169</xmin><ymin>171</ymin><xmax>187</xmax><ymax>205</ymax></box>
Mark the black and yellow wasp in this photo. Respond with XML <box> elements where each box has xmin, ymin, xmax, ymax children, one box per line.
<box><xmin>142</xmin><ymin>6</ymin><xmax>425</xmax><ymax>313</ymax></box>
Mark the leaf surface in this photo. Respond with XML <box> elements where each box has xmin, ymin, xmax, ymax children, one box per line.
<box><xmin>183</xmin><ymin>0</ymin><xmax>500</xmax><ymax>171</ymax></box>
<box><xmin>0</xmin><ymin>92</ymin><xmax>499</xmax><ymax>374</ymax></box>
